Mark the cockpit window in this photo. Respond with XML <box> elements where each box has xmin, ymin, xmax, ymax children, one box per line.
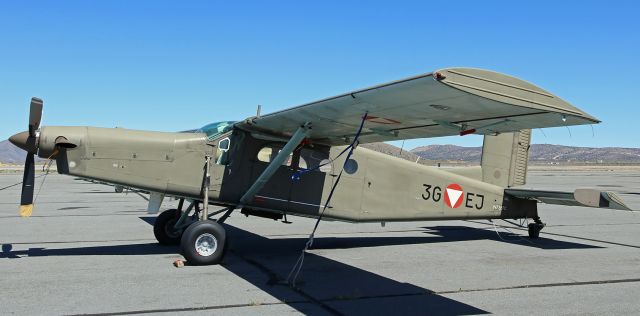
<box><xmin>218</xmin><ymin>138</ymin><xmax>231</xmax><ymax>152</ymax></box>
<box><xmin>197</xmin><ymin>121</ymin><xmax>236</xmax><ymax>140</ymax></box>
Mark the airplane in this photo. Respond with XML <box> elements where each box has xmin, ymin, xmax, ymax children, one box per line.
<box><xmin>9</xmin><ymin>67</ymin><xmax>633</xmax><ymax>266</ymax></box>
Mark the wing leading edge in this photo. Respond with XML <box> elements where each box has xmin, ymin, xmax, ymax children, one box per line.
<box><xmin>236</xmin><ymin>68</ymin><xmax>600</xmax><ymax>145</ymax></box>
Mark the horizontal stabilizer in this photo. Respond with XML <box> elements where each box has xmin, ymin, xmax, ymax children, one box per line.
<box><xmin>505</xmin><ymin>188</ymin><xmax>633</xmax><ymax>211</ymax></box>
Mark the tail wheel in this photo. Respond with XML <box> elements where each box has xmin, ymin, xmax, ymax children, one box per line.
<box><xmin>180</xmin><ymin>220</ymin><xmax>227</xmax><ymax>265</ymax></box>
<box><xmin>528</xmin><ymin>222</ymin><xmax>544</xmax><ymax>239</ymax></box>
<box><xmin>153</xmin><ymin>209</ymin><xmax>183</xmax><ymax>245</ymax></box>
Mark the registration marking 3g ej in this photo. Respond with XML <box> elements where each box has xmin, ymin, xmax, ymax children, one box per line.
<box><xmin>422</xmin><ymin>183</ymin><xmax>485</xmax><ymax>210</ymax></box>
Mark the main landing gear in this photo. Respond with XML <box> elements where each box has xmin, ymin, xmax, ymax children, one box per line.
<box><xmin>180</xmin><ymin>220</ymin><xmax>227</xmax><ymax>265</ymax></box>
<box><xmin>153</xmin><ymin>198</ymin><xmax>234</xmax><ymax>265</ymax></box>
<box><xmin>528</xmin><ymin>217</ymin><xmax>545</xmax><ymax>238</ymax></box>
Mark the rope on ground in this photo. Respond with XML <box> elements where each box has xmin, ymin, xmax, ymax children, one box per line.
<box><xmin>0</xmin><ymin>174</ymin><xmax>45</xmax><ymax>191</ymax></box>
<box><xmin>489</xmin><ymin>219</ymin><xmax>538</xmax><ymax>246</ymax></box>
<box><xmin>33</xmin><ymin>153</ymin><xmax>56</xmax><ymax>204</ymax></box>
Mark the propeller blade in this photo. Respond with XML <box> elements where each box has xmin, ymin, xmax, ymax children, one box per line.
<box><xmin>28</xmin><ymin>97</ymin><xmax>43</xmax><ymax>137</ymax></box>
<box><xmin>19</xmin><ymin>153</ymin><xmax>35</xmax><ymax>217</ymax></box>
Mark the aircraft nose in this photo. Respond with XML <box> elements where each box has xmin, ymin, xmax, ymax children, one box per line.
<box><xmin>9</xmin><ymin>131</ymin><xmax>38</xmax><ymax>153</ymax></box>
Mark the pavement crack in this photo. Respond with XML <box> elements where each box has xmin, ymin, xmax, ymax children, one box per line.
<box><xmin>436</xmin><ymin>278</ymin><xmax>640</xmax><ymax>295</ymax></box>
<box><xmin>537</xmin><ymin>231</ymin><xmax>640</xmax><ymax>249</ymax></box>
<box><xmin>322</xmin><ymin>290</ymin><xmax>435</xmax><ymax>303</ymax></box>
<box><xmin>3</xmin><ymin>238</ymin><xmax>154</xmax><ymax>245</ymax></box>
<box><xmin>64</xmin><ymin>301</ymin><xmax>294</xmax><ymax>316</ymax></box>
<box><xmin>0</xmin><ymin>213</ymin><xmax>146</xmax><ymax>219</ymax></box>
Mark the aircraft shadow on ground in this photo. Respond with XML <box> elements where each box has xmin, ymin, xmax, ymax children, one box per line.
<box><xmin>221</xmin><ymin>225</ymin><xmax>489</xmax><ymax>316</ymax></box>
<box><xmin>0</xmin><ymin>242</ymin><xmax>177</xmax><ymax>258</ymax></box>
<box><xmin>220</xmin><ymin>224</ymin><xmax>599</xmax><ymax>315</ymax></box>
<box><xmin>0</xmin><ymin>218</ymin><xmax>602</xmax><ymax>315</ymax></box>
<box><xmin>421</xmin><ymin>226</ymin><xmax>603</xmax><ymax>250</ymax></box>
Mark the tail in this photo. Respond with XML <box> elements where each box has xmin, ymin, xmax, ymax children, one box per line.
<box><xmin>481</xmin><ymin>129</ymin><xmax>532</xmax><ymax>188</ymax></box>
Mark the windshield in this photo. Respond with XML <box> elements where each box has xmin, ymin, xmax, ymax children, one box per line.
<box><xmin>196</xmin><ymin>121</ymin><xmax>236</xmax><ymax>140</ymax></box>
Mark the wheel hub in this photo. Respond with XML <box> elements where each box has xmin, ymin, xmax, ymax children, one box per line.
<box><xmin>195</xmin><ymin>233</ymin><xmax>218</xmax><ymax>256</ymax></box>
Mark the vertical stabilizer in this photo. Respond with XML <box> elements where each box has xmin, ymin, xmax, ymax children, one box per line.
<box><xmin>481</xmin><ymin>129</ymin><xmax>531</xmax><ymax>187</ymax></box>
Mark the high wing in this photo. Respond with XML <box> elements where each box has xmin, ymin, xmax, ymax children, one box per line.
<box><xmin>236</xmin><ymin>68</ymin><xmax>600</xmax><ymax>145</ymax></box>
<box><xmin>505</xmin><ymin>188</ymin><xmax>633</xmax><ymax>211</ymax></box>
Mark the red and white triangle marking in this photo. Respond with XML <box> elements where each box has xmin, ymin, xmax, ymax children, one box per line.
<box><xmin>444</xmin><ymin>183</ymin><xmax>464</xmax><ymax>208</ymax></box>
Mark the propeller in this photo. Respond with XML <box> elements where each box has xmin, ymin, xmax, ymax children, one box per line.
<box><xmin>9</xmin><ymin>97</ymin><xmax>43</xmax><ymax>217</ymax></box>
<box><xmin>29</xmin><ymin>97</ymin><xmax>43</xmax><ymax>138</ymax></box>
<box><xmin>19</xmin><ymin>149</ymin><xmax>36</xmax><ymax>217</ymax></box>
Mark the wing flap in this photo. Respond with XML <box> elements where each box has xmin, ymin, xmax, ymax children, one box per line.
<box><xmin>505</xmin><ymin>188</ymin><xmax>633</xmax><ymax>211</ymax></box>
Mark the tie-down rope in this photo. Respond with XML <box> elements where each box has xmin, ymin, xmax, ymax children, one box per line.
<box><xmin>286</xmin><ymin>113</ymin><xmax>368</xmax><ymax>287</ymax></box>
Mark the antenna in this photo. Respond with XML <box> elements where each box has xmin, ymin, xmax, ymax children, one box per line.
<box><xmin>256</xmin><ymin>104</ymin><xmax>262</xmax><ymax>118</ymax></box>
<box><xmin>538</xmin><ymin>128</ymin><xmax>547</xmax><ymax>138</ymax></box>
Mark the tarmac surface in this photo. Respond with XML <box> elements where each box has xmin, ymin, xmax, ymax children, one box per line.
<box><xmin>1</xmin><ymin>171</ymin><xmax>639</xmax><ymax>315</ymax></box>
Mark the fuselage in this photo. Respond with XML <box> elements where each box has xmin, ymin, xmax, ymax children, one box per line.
<box><xmin>36</xmin><ymin>124</ymin><xmax>535</xmax><ymax>223</ymax></box>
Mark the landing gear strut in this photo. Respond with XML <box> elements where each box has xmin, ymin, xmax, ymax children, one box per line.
<box><xmin>177</xmin><ymin>155</ymin><xmax>230</xmax><ymax>265</ymax></box>
<box><xmin>528</xmin><ymin>217</ymin><xmax>545</xmax><ymax>238</ymax></box>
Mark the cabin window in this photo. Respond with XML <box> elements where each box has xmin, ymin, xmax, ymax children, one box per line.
<box><xmin>256</xmin><ymin>146</ymin><xmax>293</xmax><ymax>166</ymax></box>
<box><xmin>255</xmin><ymin>145</ymin><xmax>330</xmax><ymax>172</ymax></box>
<box><xmin>299</xmin><ymin>148</ymin><xmax>331</xmax><ymax>173</ymax></box>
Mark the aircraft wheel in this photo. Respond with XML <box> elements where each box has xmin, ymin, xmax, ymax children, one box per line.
<box><xmin>528</xmin><ymin>222</ymin><xmax>544</xmax><ymax>239</ymax></box>
<box><xmin>153</xmin><ymin>209</ymin><xmax>183</xmax><ymax>245</ymax></box>
<box><xmin>180</xmin><ymin>220</ymin><xmax>227</xmax><ymax>265</ymax></box>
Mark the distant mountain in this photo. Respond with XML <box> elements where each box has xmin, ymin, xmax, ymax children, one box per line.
<box><xmin>361</xmin><ymin>142</ymin><xmax>420</xmax><ymax>162</ymax></box>
<box><xmin>528</xmin><ymin>144</ymin><xmax>640</xmax><ymax>162</ymax></box>
<box><xmin>411</xmin><ymin>145</ymin><xmax>483</xmax><ymax>162</ymax></box>
<box><xmin>411</xmin><ymin>144</ymin><xmax>640</xmax><ymax>163</ymax></box>
<box><xmin>0</xmin><ymin>139</ymin><xmax>33</xmax><ymax>164</ymax></box>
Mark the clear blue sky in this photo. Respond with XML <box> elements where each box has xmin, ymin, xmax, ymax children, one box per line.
<box><xmin>1</xmin><ymin>1</ymin><xmax>638</xmax><ymax>149</ymax></box>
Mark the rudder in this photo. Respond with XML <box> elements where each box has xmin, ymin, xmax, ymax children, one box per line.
<box><xmin>481</xmin><ymin>129</ymin><xmax>531</xmax><ymax>187</ymax></box>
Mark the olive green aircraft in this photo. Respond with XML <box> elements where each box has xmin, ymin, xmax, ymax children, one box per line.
<box><xmin>9</xmin><ymin>68</ymin><xmax>633</xmax><ymax>265</ymax></box>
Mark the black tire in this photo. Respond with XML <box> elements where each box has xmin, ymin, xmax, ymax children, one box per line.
<box><xmin>180</xmin><ymin>220</ymin><xmax>226</xmax><ymax>265</ymax></box>
<box><xmin>153</xmin><ymin>209</ymin><xmax>183</xmax><ymax>245</ymax></box>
